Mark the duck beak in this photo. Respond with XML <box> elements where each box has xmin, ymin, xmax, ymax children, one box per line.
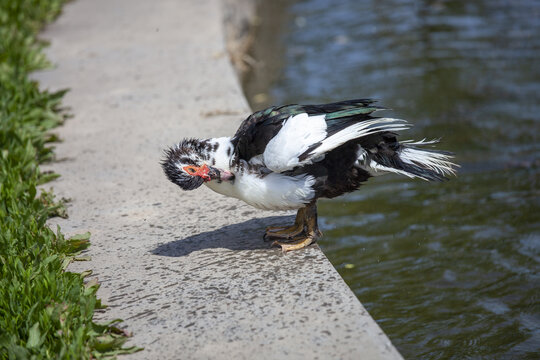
<box><xmin>208</xmin><ymin>166</ymin><xmax>235</xmax><ymax>182</ymax></box>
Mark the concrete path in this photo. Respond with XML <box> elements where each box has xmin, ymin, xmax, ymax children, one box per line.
<box><xmin>35</xmin><ymin>0</ymin><xmax>402</xmax><ymax>358</ymax></box>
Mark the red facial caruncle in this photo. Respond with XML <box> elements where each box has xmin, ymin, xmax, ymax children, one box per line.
<box><xmin>183</xmin><ymin>164</ymin><xmax>211</xmax><ymax>181</ymax></box>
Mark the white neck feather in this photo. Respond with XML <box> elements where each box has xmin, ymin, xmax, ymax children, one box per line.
<box><xmin>207</xmin><ymin>137</ymin><xmax>234</xmax><ymax>170</ymax></box>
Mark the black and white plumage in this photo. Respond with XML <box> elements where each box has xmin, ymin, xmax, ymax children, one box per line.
<box><xmin>162</xmin><ymin>99</ymin><xmax>457</xmax><ymax>251</ymax></box>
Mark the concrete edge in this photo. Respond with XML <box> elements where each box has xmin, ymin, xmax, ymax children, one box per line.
<box><xmin>220</xmin><ymin>0</ymin><xmax>404</xmax><ymax>358</ymax></box>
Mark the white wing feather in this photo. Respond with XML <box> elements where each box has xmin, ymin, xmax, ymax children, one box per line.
<box><xmin>262</xmin><ymin>115</ymin><xmax>412</xmax><ymax>173</ymax></box>
<box><xmin>308</xmin><ymin>117</ymin><xmax>410</xmax><ymax>159</ymax></box>
<box><xmin>263</xmin><ymin>113</ymin><xmax>327</xmax><ymax>172</ymax></box>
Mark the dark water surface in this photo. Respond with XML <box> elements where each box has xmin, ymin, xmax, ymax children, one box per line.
<box><xmin>245</xmin><ymin>0</ymin><xmax>540</xmax><ymax>358</ymax></box>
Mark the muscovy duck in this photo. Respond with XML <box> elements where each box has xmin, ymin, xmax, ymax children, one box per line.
<box><xmin>162</xmin><ymin>99</ymin><xmax>457</xmax><ymax>251</ymax></box>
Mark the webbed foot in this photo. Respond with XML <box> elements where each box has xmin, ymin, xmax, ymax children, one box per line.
<box><xmin>268</xmin><ymin>201</ymin><xmax>321</xmax><ymax>252</ymax></box>
<box><xmin>263</xmin><ymin>207</ymin><xmax>306</xmax><ymax>241</ymax></box>
<box><xmin>271</xmin><ymin>232</ymin><xmax>320</xmax><ymax>252</ymax></box>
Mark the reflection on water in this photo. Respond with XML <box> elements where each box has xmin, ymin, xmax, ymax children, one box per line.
<box><xmin>245</xmin><ymin>0</ymin><xmax>540</xmax><ymax>358</ymax></box>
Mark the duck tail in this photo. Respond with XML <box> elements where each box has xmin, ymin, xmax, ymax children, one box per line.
<box><xmin>362</xmin><ymin>139</ymin><xmax>459</xmax><ymax>181</ymax></box>
<box><xmin>396</xmin><ymin>139</ymin><xmax>458</xmax><ymax>181</ymax></box>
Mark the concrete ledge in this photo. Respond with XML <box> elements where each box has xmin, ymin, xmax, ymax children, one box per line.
<box><xmin>35</xmin><ymin>0</ymin><xmax>402</xmax><ymax>358</ymax></box>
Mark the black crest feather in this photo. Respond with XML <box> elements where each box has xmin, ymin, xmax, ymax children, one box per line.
<box><xmin>161</xmin><ymin>143</ymin><xmax>205</xmax><ymax>191</ymax></box>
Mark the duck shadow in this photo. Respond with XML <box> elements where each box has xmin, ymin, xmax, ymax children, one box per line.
<box><xmin>151</xmin><ymin>215</ymin><xmax>293</xmax><ymax>257</ymax></box>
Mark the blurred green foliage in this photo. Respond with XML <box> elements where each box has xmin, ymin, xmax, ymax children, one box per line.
<box><xmin>0</xmin><ymin>1</ymin><xmax>140</xmax><ymax>358</ymax></box>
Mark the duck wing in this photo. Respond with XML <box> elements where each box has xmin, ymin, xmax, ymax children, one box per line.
<box><xmin>232</xmin><ymin>99</ymin><xmax>409</xmax><ymax>173</ymax></box>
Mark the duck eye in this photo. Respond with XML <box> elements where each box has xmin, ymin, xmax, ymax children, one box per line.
<box><xmin>183</xmin><ymin>166</ymin><xmax>198</xmax><ymax>175</ymax></box>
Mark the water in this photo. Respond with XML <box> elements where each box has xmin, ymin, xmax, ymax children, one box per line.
<box><xmin>244</xmin><ymin>0</ymin><xmax>540</xmax><ymax>358</ymax></box>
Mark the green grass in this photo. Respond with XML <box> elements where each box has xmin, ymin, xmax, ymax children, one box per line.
<box><xmin>0</xmin><ymin>1</ymin><xmax>139</xmax><ymax>358</ymax></box>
